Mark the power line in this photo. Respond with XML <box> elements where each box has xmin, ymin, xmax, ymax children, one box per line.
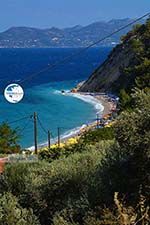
<box><xmin>18</xmin><ymin>12</ymin><xmax>150</xmax><ymax>84</ymax></box>
<box><xmin>48</xmin><ymin>130</ymin><xmax>51</xmax><ymax>149</ymax></box>
<box><xmin>37</xmin><ymin>115</ymin><xmax>48</xmax><ymax>134</ymax></box>
<box><xmin>50</xmin><ymin>132</ymin><xmax>55</xmax><ymax>140</ymax></box>
<box><xmin>18</xmin><ymin>118</ymin><xmax>32</xmax><ymax>135</ymax></box>
<box><xmin>37</xmin><ymin>115</ymin><xmax>56</xmax><ymax>148</ymax></box>
<box><xmin>33</xmin><ymin>112</ymin><xmax>38</xmax><ymax>154</ymax></box>
<box><xmin>7</xmin><ymin>115</ymin><xmax>33</xmax><ymax>125</ymax></box>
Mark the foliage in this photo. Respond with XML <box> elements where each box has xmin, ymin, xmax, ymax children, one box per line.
<box><xmin>39</xmin><ymin>127</ymin><xmax>114</xmax><ymax>162</ymax></box>
<box><xmin>53</xmin><ymin>192</ymin><xmax>150</xmax><ymax>225</ymax></box>
<box><xmin>38</xmin><ymin>141</ymin><xmax>87</xmax><ymax>162</ymax></box>
<box><xmin>115</xmin><ymin>89</ymin><xmax>150</xmax><ymax>155</ymax></box>
<box><xmin>113</xmin><ymin>19</ymin><xmax>150</xmax><ymax>110</ymax></box>
<box><xmin>0</xmin><ymin>192</ymin><xmax>39</xmax><ymax>225</ymax></box>
<box><xmin>119</xmin><ymin>89</ymin><xmax>132</xmax><ymax>110</ymax></box>
<box><xmin>115</xmin><ymin>89</ymin><xmax>150</xmax><ymax>197</ymax></box>
<box><xmin>83</xmin><ymin>193</ymin><xmax>150</xmax><ymax>225</ymax></box>
<box><xmin>0</xmin><ymin>154</ymin><xmax>8</xmax><ymax>158</ymax></box>
<box><xmin>91</xmin><ymin>89</ymin><xmax>150</xmax><ymax>207</ymax></box>
<box><xmin>39</xmin><ymin>146</ymin><xmax>62</xmax><ymax>162</ymax></box>
<box><xmin>2</xmin><ymin>162</ymin><xmax>33</xmax><ymax>195</ymax></box>
<box><xmin>80</xmin><ymin>127</ymin><xmax>114</xmax><ymax>144</ymax></box>
<box><xmin>1</xmin><ymin>89</ymin><xmax>149</xmax><ymax>225</ymax></box>
<box><xmin>0</xmin><ymin>123</ymin><xmax>21</xmax><ymax>154</ymax></box>
<box><xmin>0</xmin><ymin>141</ymin><xmax>113</xmax><ymax>225</ymax></box>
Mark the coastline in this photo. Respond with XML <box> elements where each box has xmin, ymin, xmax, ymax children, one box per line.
<box><xmin>79</xmin><ymin>92</ymin><xmax>113</xmax><ymax>117</ymax></box>
<box><xmin>60</xmin><ymin>92</ymin><xmax>115</xmax><ymax>141</ymax></box>
<box><xmin>31</xmin><ymin>92</ymin><xmax>116</xmax><ymax>151</ymax></box>
<box><xmin>30</xmin><ymin>92</ymin><xmax>117</xmax><ymax>150</ymax></box>
<box><xmin>68</xmin><ymin>92</ymin><xmax>117</xmax><ymax>130</ymax></box>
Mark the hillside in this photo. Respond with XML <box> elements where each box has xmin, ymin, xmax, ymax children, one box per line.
<box><xmin>79</xmin><ymin>19</ymin><xmax>150</xmax><ymax>94</ymax></box>
<box><xmin>0</xmin><ymin>19</ymin><xmax>144</xmax><ymax>48</ymax></box>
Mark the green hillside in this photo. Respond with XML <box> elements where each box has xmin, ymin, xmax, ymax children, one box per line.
<box><xmin>80</xmin><ymin>19</ymin><xmax>150</xmax><ymax>95</ymax></box>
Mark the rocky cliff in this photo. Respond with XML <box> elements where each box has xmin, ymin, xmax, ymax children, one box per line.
<box><xmin>79</xmin><ymin>20</ymin><xmax>150</xmax><ymax>93</ymax></box>
<box><xmin>79</xmin><ymin>42</ymin><xmax>134</xmax><ymax>92</ymax></box>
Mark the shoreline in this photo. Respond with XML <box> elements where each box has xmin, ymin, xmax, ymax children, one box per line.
<box><xmin>60</xmin><ymin>92</ymin><xmax>115</xmax><ymax>142</ymax></box>
<box><xmin>65</xmin><ymin>92</ymin><xmax>117</xmax><ymax>132</ymax></box>
<box><xmin>28</xmin><ymin>92</ymin><xmax>117</xmax><ymax>150</ymax></box>
<box><xmin>80</xmin><ymin>92</ymin><xmax>113</xmax><ymax>117</ymax></box>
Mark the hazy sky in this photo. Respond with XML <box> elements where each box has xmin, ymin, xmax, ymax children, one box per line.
<box><xmin>0</xmin><ymin>0</ymin><xmax>149</xmax><ymax>31</ymax></box>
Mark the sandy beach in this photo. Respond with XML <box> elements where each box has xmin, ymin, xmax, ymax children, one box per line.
<box><xmin>29</xmin><ymin>91</ymin><xmax>117</xmax><ymax>150</ymax></box>
<box><xmin>75</xmin><ymin>92</ymin><xmax>116</xmax><ymax>116</ymax></box>
<box><xmin>55</xmin><ymin>92</ymin><xmax>117</xmax><ymax>144</ymax></box>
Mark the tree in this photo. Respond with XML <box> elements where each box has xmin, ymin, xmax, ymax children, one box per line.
<box><xmin>90</xmin><ymin>89</ymin><xmax>150</xmax><ymax>207</ymax></box>
<box><xmin>119</xmin><ymin>89</ymin><xmax>132</xmax><ymax>110</ymax></box>
<box><xmin>0</xmin><ymin>123</ymin><xmax>21</xmax><ymax>154</ymax></box>
<box><xmin>114</xmin><ymin>89</ymin><xmax>150</xmax><ymax>198</ymax></box>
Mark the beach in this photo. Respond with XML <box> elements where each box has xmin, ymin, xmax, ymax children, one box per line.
<box><xmin>47</xmin><ymin>92</ymin><xmax>117</xmax><ymax>146</ymax></box>
<box><xmin>28</xmin><ymin>91</ymin><xmax>117</xmax><ymax>151</ymax></box>
<box><xmin>70</xmin><ymin>91</ymin><xmax>117</xmax><ymax>117</ymax></box>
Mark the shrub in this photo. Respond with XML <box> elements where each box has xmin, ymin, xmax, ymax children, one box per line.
<box><xmin>0</xmin><ymin>192</ymin><xmax>39</xmax><ymax>225</ymax></box>
<box><xmin>1</xmin><ymin>141</ymin><xmax>112</xmax><ymax>225</ymax></box>
<box><xmin>39</xmin><ymin>127</ymin><xmax>114</xmax><ymax>162</ymax></box>
<box><xmin>2</xmin><ymin>162</ymin><xmax>32</xmax><ymax>195</ymax></box>
<box><xmin>80</xmin><ymin>127</ymin><xmax>114</xmax><ymax>144</ymax></box>
<box><xmin>90</xmin><ymin>89</ymin><xmax>150</xmax><ymax>206</ymax></box>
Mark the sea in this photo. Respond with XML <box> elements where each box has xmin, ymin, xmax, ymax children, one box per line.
<box><xmin>0</xmin><ymin>47</ymin><xmax>111</xmax><ymax>148</ymax></box>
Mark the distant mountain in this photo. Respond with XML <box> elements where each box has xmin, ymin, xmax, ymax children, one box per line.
<box><xmin>0</xmin><ymin>19</ymin><xmax>145</xmax><ymax>48</ymax></box>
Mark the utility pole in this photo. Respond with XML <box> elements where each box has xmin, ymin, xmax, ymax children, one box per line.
<box><xmin>33</xmin><ymin>112</ymin><xmax>38</xmax><ymax>154</ymax></box>
<box><xmin>57</xmin><ymin>127</ymin><xmax>60</xmax><ymax>147</ymax></box>
<box><xmin>48</xmin><ymin>130</ymin><xmax>51</xmax><ymax>149</ymax></box>
<box><xmin>96</xmin><ymin>113</ymin><xmax>99</xmax><ymax>128</ymax></box>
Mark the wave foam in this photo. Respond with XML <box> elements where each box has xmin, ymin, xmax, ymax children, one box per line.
<box><xmin>66</xmin><ymin>92</ymin><xmax>104</xmax><ymax>114</ymax></box>
<box><xmin>53</xmin><ymin>89</ymin><xmax>104</xmax><ymax>114</ymax></box>
<box><xmin>53</xmin><ymin>90</ymin><xmax>70</xmax><ymax>95</ymax></box>
<box><xmin>28</xmin><ymin>91</ymin><xmax>104</xmax><ymax>150</ymax></box>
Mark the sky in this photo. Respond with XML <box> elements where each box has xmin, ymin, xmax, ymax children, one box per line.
<box><xmin>0</xmin><ymin>0</ymin><xmax>149</xmax><ymax>32</ymax></box>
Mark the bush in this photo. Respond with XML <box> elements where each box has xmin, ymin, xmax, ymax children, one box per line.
<box><xmin>1</xmin><ymin>141</ymin><xmax>112</xmax><ymax>225</ymax></box>
<box><xmin>2</xmin><ymin>162</ymin><xmax>32</xmax><ymax>195</ymax></box>
<box><xmin>80</xmin><ymin>127</ymin><xmax>114</xmax><ymax>144</ymax></box>
<box><xmin>83</xmin><ymin>192</ymin><xmax>150</xmax><ymax>225</ymax></box>
<box><xmin>39</xmin><ymin>127</ymin><xmax>114</xmax><ymax>162</ymax></box>
<box><xmin>90</xmin><ymin>89</ymin><xmax>150</xmax><ymax>206</ymax></box>
<box><xmin>0</xmin><ymin>192</ymin><xmax>39</xmax><ymax>225</ymax></box>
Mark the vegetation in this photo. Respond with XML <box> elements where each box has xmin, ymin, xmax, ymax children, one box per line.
<box><xmin>0</xmin><ymin>89</ymin><xmax>149</xmax><ymax>225</ymax></box>
<box><xmin>39</xmin><ymin>127</ymin><xmax>114</xmax><ymax>162</ymax></box>
<box><xmin>0</xmin><ymin>123</ymin><xmax>21</xmax><ymax>154</ymax></box>
<box><xmin>0</xmin><ymin>192</ymin><xmax>39</xmax><ymax>225</ymax></box>
<box><xmin>113</xmin><ymin>19</ymin><xmax>150</xmax><ymax>110</ymax></box>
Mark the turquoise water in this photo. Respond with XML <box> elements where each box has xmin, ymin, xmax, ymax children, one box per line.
<box><xmin>0</xmin><ymin>48</ymin><xmax>111</xmax><ymax>148</ymax></box>
<box><xmin>0</xmin><ymin>80</ymin><xmax>100</xmax><ymax>148</ymax></box>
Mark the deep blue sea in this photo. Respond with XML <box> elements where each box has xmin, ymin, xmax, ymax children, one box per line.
<box><xmin>0</xmin><ymin>48</ymin><xmax>111</xmax><ymax>148</ymax></box>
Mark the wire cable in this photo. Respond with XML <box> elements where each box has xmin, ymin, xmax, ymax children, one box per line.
<box><xmin>37</xmin><ymin>116</ymin><xmax>48</xmax><ymax>134</ymax></box>
<box><xmin>18</xmin><ymin>12</ymin><xmax>150</xmax><ymax>84</ymax></box>
<box><xmin>7</xmin><ymin>115</ymin><xmax>33</xmax><ymax>125</ymax></box>
<box><xmin>18</xmin><ymin>118</ymin><xmax>32</xmax><ymax>135</ymax></box>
